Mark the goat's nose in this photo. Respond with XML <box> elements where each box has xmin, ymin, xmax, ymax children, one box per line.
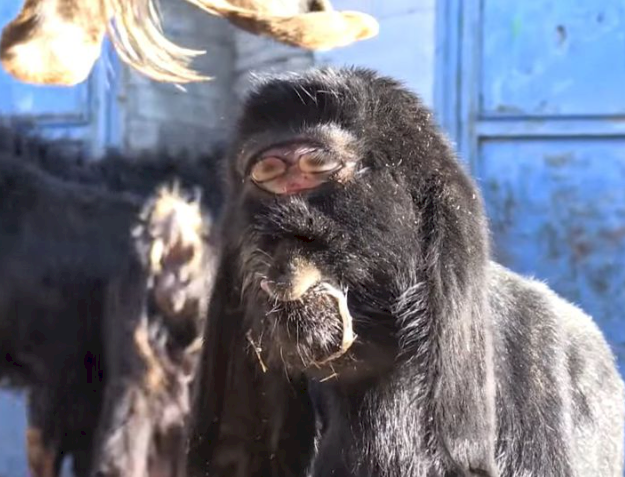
<box><xmin>260</xmin><ymin>259</ymin><xmax>321</xmax><ymax>301</ymax></box>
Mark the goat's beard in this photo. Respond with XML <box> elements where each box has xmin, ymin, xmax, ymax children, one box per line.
<box><xmin>245</xmin><ymin>282</ymin><xmax>357</xmax><ymax>376</ymax></box>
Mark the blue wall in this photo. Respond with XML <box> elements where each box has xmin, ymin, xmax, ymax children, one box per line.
<box><xmin>437</xmin><ymin>0</ymin><xmax>625</xmax><ymax>381</ymax></box>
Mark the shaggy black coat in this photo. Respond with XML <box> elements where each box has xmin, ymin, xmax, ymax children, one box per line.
<box><xmin>186</xmin><ymin>67</ymin><xmax>625</xmax><ymax>477</ymax></box>
<box><xmin>0</xmin><ymin>128</ymin><xmax>220</xmax><ymax>477</ymax></box>
<box><xmin>0</xmin><ymin>121</ymin><xmax>224</xmax><ymax>206</ymax></box>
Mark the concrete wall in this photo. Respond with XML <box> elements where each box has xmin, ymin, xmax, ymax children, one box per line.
<box><xmin>232</xmin><ymin>30</ymin><xmax>315</xmax><ymax>103</ymax></box>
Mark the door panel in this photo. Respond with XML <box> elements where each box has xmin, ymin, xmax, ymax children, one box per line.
<box><xmin>478</xmin><ymin>138</ymin><xmax>625</xmax><ymax>351</ymax></box>
<box><xmin>437</xmin><ymin>0</ymin><xmax>625</xmax><ymax>380</ymax></box>
<box><xmin>481</xmin><ymin>0</ymin><xmax>625</xmax><ymax>116</ymax></box>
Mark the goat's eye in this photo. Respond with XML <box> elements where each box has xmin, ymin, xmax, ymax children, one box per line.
<box><xmin>251</xmin><ymin>157</ymin><xmax>287</xmax><ymax>183</ymax></box>
<box><xmin>299</xmin><ymin>154</ymin><xmax>341</xmax><ymax>174</ymax></box>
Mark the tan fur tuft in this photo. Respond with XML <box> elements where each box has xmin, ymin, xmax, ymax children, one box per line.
<box><xmin>145</xmin><ymin>184</ymin><xmax>205</xmax><ymax>276</ymax></box>
<box><xmin>134</xmin><ymin>324</ymin><xmax>167</xmax><ymax>392</ymax></box>
<box><xmin>26</xmin><ymin>427</ymin><xmax>56</xmax><ymax>477</ymax></box>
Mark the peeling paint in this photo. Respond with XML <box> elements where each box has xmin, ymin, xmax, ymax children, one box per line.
<box><xmin>555</xmin><ymin>24</ymin><xmax>568</xmax><ymax>45</ymax></box>
<box><xmin>544</xmin><ymin>152</ymin><xmax>574</xmax><ymax>166</ymax></box>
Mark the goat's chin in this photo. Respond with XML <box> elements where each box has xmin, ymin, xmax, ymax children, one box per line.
<box><xmin>246</xmin><ymin>285</ymin><xmax>354</xmax><ymax>376</ymax></box>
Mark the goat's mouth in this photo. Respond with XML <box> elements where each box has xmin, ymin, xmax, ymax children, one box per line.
<box><xmin>248</xmin><ymin>273</ymin><xmax>357</xmax><ymax>374</ymax></box>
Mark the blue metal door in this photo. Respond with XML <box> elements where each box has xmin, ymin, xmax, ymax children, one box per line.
<box><xmin>436</xmin><ymin>0</ymin><xmax>625</xmax><ymax>379</ymax></box>
<box><xmin>0</xmin><ymin>2</ymin><xmax>119</xmax><ymax>474</ymax></box>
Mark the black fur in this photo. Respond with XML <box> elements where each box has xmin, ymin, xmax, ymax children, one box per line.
<box><xmin>186</xmin><ymin>67</ymin><xmax>625</xmax><ymax>477</ymax></box>
<box><xmin>0</xmin><ymin>121</ymin><xmax>224</xmax><ymax>209</ymax></box>
<box><xmin>0</xmin><ymin>127</ymin><xmax>220</xmax><ymax>477</ymax></box>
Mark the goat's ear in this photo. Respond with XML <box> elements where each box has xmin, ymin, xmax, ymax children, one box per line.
<box><xmin>0</xmin><ymin>0</ymin><xmax>107</xmax><ymax>85</ymax></box>
<box><xmin>134</xmin><ymin>185</ymin><xmax>209</xmax><ymax>318</ymax></box>
<box><xmin>183</xmin><ymin>0</ymin><xmax>380</xmax><ymax>50</ymax></box>
<box><xmin>0</xmin><ymin>0</ymin><xmax>379</xmax><ymax>87</ymax></box>
<box><xmin>0</xmin><ymin>0</ymin><xmax>208</xmax><ymax>85</ymax></box>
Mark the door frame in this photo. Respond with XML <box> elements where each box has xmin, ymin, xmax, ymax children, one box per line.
<box><xmin>434</xmin><ymin>0</ymin><xmax>467</xmax><ymax>160</ymax></box>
